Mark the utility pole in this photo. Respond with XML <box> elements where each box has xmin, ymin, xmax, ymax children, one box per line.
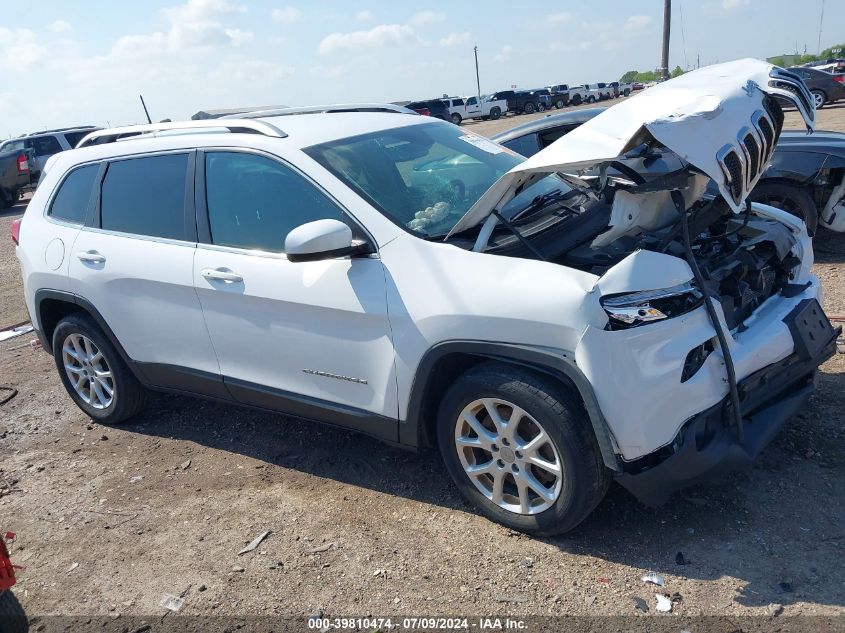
<box><xmin>817</xmin><ymin>0</ymin><xmax>825</xmax><ymax>55</ymax></box>
<box><xmin>661</xmin><ymin>0</ymin><xmax>671</xmax><ymax>80</ymax></box>
<box><xmin>474</xmin><ymin>46</ymin><xmax>482</xmax><ymax>104</ymax></box>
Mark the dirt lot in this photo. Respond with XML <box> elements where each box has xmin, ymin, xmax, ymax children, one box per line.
<box><xmin>2</xmin><ymin>99</ymin><xmax>845</xmax><ymax>628</ymax></box>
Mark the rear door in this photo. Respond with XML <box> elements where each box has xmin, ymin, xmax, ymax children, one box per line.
<box><xmin>69</xmin><ymin>151</ymin><xmax>221</xmax><ymax>390</ymax></box>
<box><xmin>26</xmin><ymin>136</ymin><xmax>63</xmax><ymax>175</ymax></box>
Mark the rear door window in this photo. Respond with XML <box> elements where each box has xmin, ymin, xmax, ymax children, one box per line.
<box><xmin>100</xmin><ymin>153</ymin><xmax>190</xmax><ymax>240</ymax></box>
<box><xmin>30</xmin><ymin>136</ymin><xmax>63</xmax><ymax>157</ymax></box>
<box><xmin>49</xmin><ymin>164</ymin><xmax>99</xmax><ymax>224</ymax></box>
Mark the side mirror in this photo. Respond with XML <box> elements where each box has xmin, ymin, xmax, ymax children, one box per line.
<box><xmin>285</xmin><ymin>219</ymin><xmax>372</xmax><ymax>263</ymax></box>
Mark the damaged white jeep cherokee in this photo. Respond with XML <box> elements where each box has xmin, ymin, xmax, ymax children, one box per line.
<box><xmin>15</xmin><ymin>60</ymin><xmax>840</xmax><ymax>535</ymax></box>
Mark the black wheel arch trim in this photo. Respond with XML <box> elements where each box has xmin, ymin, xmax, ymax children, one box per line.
<box><xmin>401</xmin><ymin>340</ymin><xmax>621</xmax><ymax>471</ymax></box>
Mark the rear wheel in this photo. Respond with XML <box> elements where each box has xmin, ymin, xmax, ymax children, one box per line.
<box><xmin>437</xmin><ymin>363</ymin><xmax>611</xmax><ymax>536</ymax></box>
<box><xmin>749</xmin><ymin>181</ymin><xmax>819</xmax><ymax>235</ymax></box>
<box><xmin>524</xmin><ymin>102</ymin><xmax>536</xmax><ymax>114</ymax></box>
<box><xmin>52</xmin><ymin>313</ymin><xmax>148</xmax><ymax>424</ymax></box>
<box><xmin>489</xmin><ymin>107</ymin><xmax>501</xmax><ymax>120</ymax></box>
<box><xmin>537</xmin><ymin>103</ymin><xmax>546</xmax><ymax>112</ymax></box>
<box><xmin>811</xmin><ymin>89</ymin><xmax>826</xmax><ymax>109</ymax></box>
<box><xmin>450</xmin><ymin>112</ymin><xmax>462</xmax><ymax>125</ymax></box>
<box><xmin>555</xmin><ymin>99</ymin><xmax>564</xmax><ymax>109</ymax></box>
<box><xmin>571</xmin><ymin>95</ymin><xmax>582</xmax><ymax>106</ymax></box>
<box><xmin>0</xmin><ymin>590</ymin><xmax>28</xmax><ymax>633</ymax></box>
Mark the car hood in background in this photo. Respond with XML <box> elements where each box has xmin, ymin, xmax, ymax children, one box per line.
<box><xmin>447</xmin><ymin>59</ymin><xmax>816</xmax><ymax>239</ymax></box>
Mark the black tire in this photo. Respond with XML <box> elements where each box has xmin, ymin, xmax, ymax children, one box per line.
<box><xmin>572</xmin><ymin>95</ymin><xmax>582</xmax><ymax>106</ymax></box>
<box><xmin>623</xmin><ymin>89</ymin><xmax>631</xmax><ymax>97</ymax></box>
<box><xmin>0</xmin><ymin>191</ymin><xmax>13</xmax><ymax>210</ymax></box>
<box><xmin>555</xmin><ymin>99</ymin><xmax>564</xmax><ymax>109</ymax></box>
<box><xmin>587</xmin><ymin>96</ymin><xmax>596</xmax><ymax>103</ymax></box>
<box><xmin>437</xmin><ymin>363</ymin><xmax>611</xmax><ymax>536</ymax></box>
<box><xmin>524</xmin><ymin>102</ymin><xmax>536</xmax><ymax>114</ymax></box>
<box><xmin>450</xmin><ymin>112</ymin><xmax>462</xmax><ymax>125</ymax></box>
<box><xmin>749</xmin><ymin>181</ymin><xmax>819</xmax><ymax>236</ymax></box>
<box><xmin>537</xmin><ymin>103</ymin><xmax>546</xmax><ymax>112</ymax></box>
<box><xmin>0</xmin><ymin>590</ymin><xmax>28</xmax><ymax>633</ymax></box>
<box><xmin>52</xmin><ymin>312</ymin><xmax>148</xmax><ymax>424</ymax></box>
<box><xmin>811</xmin><ymin>89</ymin><xmax>826</xmax><ymax>109</ymax></box>
<box><xmin>489</xmin><ymin>107</ymin><xmax>501</xmax><ymax>120</ymax></box>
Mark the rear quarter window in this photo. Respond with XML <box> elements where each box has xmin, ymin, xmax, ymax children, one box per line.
<box><xmin>48</xmin><ymin>164</ymin><xmax>99</xmax><ymax>224</ymax></box>
<box><xmin>100</xmin><ymin>153</ymin><xmax>189</xmax><ymax>240</ymax></box>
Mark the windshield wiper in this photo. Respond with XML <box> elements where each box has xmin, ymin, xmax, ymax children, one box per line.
<box><xmin>510</xmin><ymin>188</ymin><xmax>581</xmax><ymax>223</ymax></box>
<box><xmin>490</xmin><ymin>210</ymin><xmax>547</xmax><ymax>261</ymax></box>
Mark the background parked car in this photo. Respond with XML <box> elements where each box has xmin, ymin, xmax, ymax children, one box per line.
<box><xmin>608</xmin><ymin>81</ymin><xmax>633</xmax><ymax>97</ymax></box>
<box><xmin>491</xmin><ymin>107</ymin><xmax>845</xmax><ymax>235</ymax></box>
<box><xmin>786</xmin><ymin>66</ymin><xmax>845</xmax><ymax>108</ymax></box>
<box><xmin>545</xmin><ymin>85</ymin><xmax>571</xmax><ymax>109</ymax></box>
<box><xmin>442</xmin><ymin>97</ymin><xmax>467</xmax><ymax>124</ymax></box>
<box><xmin>584</xmin><ymin>83</ymin><xmax>613</xmax><ymax>101</ymax></box>
<box><xmin>566</xmin><ymin>86</ymin><xmax>592</xmax><ymax>105</ymax></box>
<box><xmin>463</xmin><ymin>95</ymin><xmax>505</xmax><ymax>121</ymax></box>
<box><xmin>0</xmin><ymin>126</ymin><xmax>100</xmax><ymax>179</ymax></box>
<box><xmin>406</xmin><ymin>99</ymin><xmax>449</xmax><ymax>120</ymax></box>
<box><xmin>0</xmin><ymin>144</ymin><xmax>34</xmax><ymax>208</ymax></box>
<box><xmin>487</xmin><ymin>90</ymin><xmax>542</xmax><ymax>115</ymax></box>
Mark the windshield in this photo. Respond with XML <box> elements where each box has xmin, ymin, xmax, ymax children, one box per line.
<box><xmin>306</xmin><ymin>122</ymin><xmax>568</xmax><ymax>238</ymax></box>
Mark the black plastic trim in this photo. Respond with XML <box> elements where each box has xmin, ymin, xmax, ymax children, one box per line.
<box><xmin>402</xmin><ymin>340</ymin><xmax>621</xmax><ymax>471</ymax></box>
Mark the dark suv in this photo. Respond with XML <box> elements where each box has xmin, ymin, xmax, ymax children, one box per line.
<box><xmin>406</xmin><ymin>99</ymin><xmax>449</xmax><ymax>120</ymax></box>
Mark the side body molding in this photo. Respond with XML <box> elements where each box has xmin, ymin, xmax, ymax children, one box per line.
<box><xmin>402</xmin><ymin>340</ymin><xmax>621</xmax><ymax>471</ymax></box>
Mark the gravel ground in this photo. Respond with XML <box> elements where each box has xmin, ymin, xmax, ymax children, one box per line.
<box><xmin>1</xmin><ymin>98</ymin><xmax>845</xmax><ymax>628</ymax></box>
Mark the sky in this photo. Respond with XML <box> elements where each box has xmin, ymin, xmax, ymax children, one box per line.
<box><xmin>0</xmin><ymin>0</ymin><xmax>841</xmax><ymax>137</ymax></box>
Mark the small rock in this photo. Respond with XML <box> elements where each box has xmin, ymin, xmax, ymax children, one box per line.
<box><xmin>393</xmin><ymin>597</ymin><xmax>400</xmax><ymax>604</ymax></box>
<box><xmin>179</xmin><ymin>459</ymin><xmax>191</xmax><ymax>471</ymax></box>
<box><xmin>632</xmin><ymin>596</ymin><xmax>649</xmax><ymax>612</ymax></box>
<box><xmin>198</xmin><ymin>584</ymin><xmax>207</xmax><ymax>592</ymax></box>
<box><xmin>585</xmin><ymin>595</ymin><xmax>596</xmax><ymax>606</ymax></box>
<box><xmin>768</xmin><ymin>603</ymin><xmax>784</xmax><ymax>617</ymax></box>
<box><xmin>100</xmin><ymin>434</ymin><xmax>108</xmax><ymax>441</ymax></box>
<box><xmin>521</xmin><ymin>557</ymin><xmax>533</xmax><ymax>568</ymax></box>
<box><xmin>232</xmin><ymin>566</ymin><xmax>245</xmax><ymax>573</ymax></box>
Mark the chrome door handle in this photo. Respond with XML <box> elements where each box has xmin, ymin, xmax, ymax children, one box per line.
<box><xmin>201</xmin><ymin>268</ymin><xmax>243</xmax><ymax>283</ymax></box>
<box><xmin>76</xmin><ymin>251</ymin><xmax>106</xmax><ymax>263</ymax></box>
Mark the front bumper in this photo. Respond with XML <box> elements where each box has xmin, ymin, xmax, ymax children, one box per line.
<box><xmin>616</xmin><ymin>321</ymin><xmax>839</xmax><ymax>506</ymax></box>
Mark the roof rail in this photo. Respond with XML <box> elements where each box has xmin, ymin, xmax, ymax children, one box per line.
<box><xmin>75</xmin><ymin>119</ymin><xmax>287</xmax><ymax>148</ymax></box>
<box><xmin>223</xmin><ymin>103</ymin><xmax>418</xmax><ymax>120</ymax></box>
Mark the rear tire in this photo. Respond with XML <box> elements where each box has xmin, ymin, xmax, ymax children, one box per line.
<box><xmin>537</xmin><ymin>103</ymin><xmax>546</xmax><ymax>112</ymax></box>
<box><xmin>489</xmin><ymin>107</ymin><xmax>501</xmax><ymax>120</ymax></box>
<box><xmin>811</xmin><ymin>89</ymin><xmax>826</xmax><ymax>109</ymax></box>
<box><xmin>437</xmin><ymin>363</ymin><xmax>611</xmax><ymax>536</ymax></box>
<box><xmin>52</xmin><ymin>312</ymin><xmax>148</xmax><ymax>425</ymax></box>
<box><xmin>0</xmin><ymin>590</ymin><xmax>28</xmax><ymax>633</ymax></box>
<box><xmin>524</xmin><ymin>102</ymin><xmax>536</xmax><ymax>115</ymax></box>
<box><xmin>749</xmin><ymin>181</ymin><xmax>819</xmax><ymax>236</ymax></box>
<box><xmin>450</xmin><ymin>113</ymin><xmax>462</xmax><ymax>125</ymax></box>
<box><xmin>555</xmin><ymin>99</ymin><xmax>564</xmax><ymax>109</ymax></box>
<box><xmin>572</xmin><ymin>95</ymin><xmax>582</xmax><ymax>106</ymax></box>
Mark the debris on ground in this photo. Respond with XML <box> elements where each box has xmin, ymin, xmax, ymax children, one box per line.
<box><xmin>768</xmin><ymin>603</ymin><xmax>784</xmax><ymax>617</ymax></box>
<box><xmin>493</xmin><ymin>594</ymin><xmax>527</xmax><ymax>604</ymax></box>
<box><xmin>0</xmin><ymin>386</ymin><xmax>17</xmax><ymax>406</ymax></box>
<box><xmin>641</xmin><ymin>572</ymin><xmax>665</xmax><ymax>587</ymax></box>
<box><xmin>129</xmin><ymin>475</ymin><xmax>143</xmax><ymax>484</ymax></box>
<box><xmin>159</xmin><ymin>594</ymin><xmax>184</xmax><ymax>612</ymax></box>
<box><xmin>306</xmin><ymin>541</ymin><xmax>336</xmax><ymax>554</ymax></box>
<box><xmin>66</xmin><ymin>562</ymin><xmax>78</xmax><ymax>574</ymax></box>
<box><xmin>675</xmin><ymin>551</ymin><xmax>688</xmax><ymax>565</ymax></box>
<box><xmin>238</xmin><ymin>530</ymin><xmax>271</xmax><ymax>555</ymax></box>
<box><xmin>632</xmin><ymin>596</ymin><xmax>649</xmax><ymax>612</ymax></box>
<box><xmin>179</xmin><ymin>459</ymin><xmax>191</xmax><ymax>471</ymax></box>
<box><xmin>655</xmin><ymin>593</ymin><xmax>673</xmax><ymax>612</ymax></box>
<box><xmin>0</xmin><ymin>324</ymin><xmax>33</xmax><ymax>342</ymax></box>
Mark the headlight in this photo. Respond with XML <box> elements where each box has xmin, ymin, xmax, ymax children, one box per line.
<box><xmin>601</xmin><ymin>282</ymin><xmax>704</xmax><ymax>330</ymax></box>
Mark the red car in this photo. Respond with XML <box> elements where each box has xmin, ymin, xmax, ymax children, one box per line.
<box><xmin>0</xmin><ymin>532</ymin><xmax>26</xmax><ymax>633</ymax></box>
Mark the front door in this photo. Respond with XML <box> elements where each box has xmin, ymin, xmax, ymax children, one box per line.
<box><xmin>192</xmin><ymin>150</ymin><xmax>398</xmax><ymax>440</ymax></box>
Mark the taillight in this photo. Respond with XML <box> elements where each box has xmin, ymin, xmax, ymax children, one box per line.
<box><xmin>835</xmin><ymin>75</ymin><xmax>844</xmax><ymax>84</ymax></box>
<box><xmin>16</xmin><ymin>153</ymin><xmax>28</xmax><ymax>175</ymax></box>
<box><xmin>419</xmin><ymin>108</ymin><xmax>430</xmax><ymax>116</ymax></box>
<box><xmin>11</xmin><ymin>218</ymin><xmax>21</xmax><ymax>245</ymax></box>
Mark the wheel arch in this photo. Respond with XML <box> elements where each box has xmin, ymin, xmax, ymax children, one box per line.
<box><xmin>401</xmin><ymin>341</ymin><xmax>621</xmax><ymax>471</ymax></box>
<box><xmin>34</xmin><ymin>290</ymin><xmax>140</xmax><ymax>378</ymax></box>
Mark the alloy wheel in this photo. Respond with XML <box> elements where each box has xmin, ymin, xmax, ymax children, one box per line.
<box><xmin>813</xmin><ymin>91</ymin><xmax>825</xmax><ymax>109</ymax></box>
<box><xmin>454</xmin><ymin>398</ymin><xmax>563</xmax><ymax>515</ymax></box>
<box><xmin>62</xmin><ymin>333</ymin><xmax>115</xmax><ymax>409</ymax></box>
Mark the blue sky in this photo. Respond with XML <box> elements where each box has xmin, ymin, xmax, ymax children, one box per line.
<box><xmin>0</xmin><ymin>0</ymin><xmax>840</xmax><ymax>136</ymax></box>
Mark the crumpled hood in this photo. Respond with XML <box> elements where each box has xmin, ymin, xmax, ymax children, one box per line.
<box><xmin>448</xmin><ymin>59</ymin><xmax>816</xmax><ymax>238</ymax></box>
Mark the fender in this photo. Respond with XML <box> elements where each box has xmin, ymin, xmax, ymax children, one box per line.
<box><xmin>401</xmin><ymin>340</ymin><xmax>621</xmax><ymax>472</ymax></box>
<box><xmin>762</xmin><ymin>151</ymin><xmax>828</xmax><ymax>185</ymax></box>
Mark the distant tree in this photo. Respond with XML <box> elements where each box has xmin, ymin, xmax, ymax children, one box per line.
<box><xmin>620</xmin><ymin>70</ymin><xmax>638</xmax><ymax>83</ymax></box>
<box><xmin>670</xmin><ymin>65</ymin><xmax>684</xmax><ymax>78</ymax></box>
<box><xmin>820</xmin><ymin>43</ymin><xmax>845</xmax><ymax>59</ymax></box>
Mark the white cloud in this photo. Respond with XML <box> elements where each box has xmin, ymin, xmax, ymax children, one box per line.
<box><xmin>624</xmin><ymin>15</ymin><xmax>653</xmax><ymax>31</ymax></box>
<box><xmin>319</xmin><ymin>24</ymin><xmax>420</xmax><ymax>55</ymax></box>
<box><xmin>547</xmin><ymin>12</ymin><xmax>571</xmax><ymax>24</ymax></box>
<box><xmin>408</xmin><ymin>10</ymin><xmax>446</xmax><ymax>26</ymax></box>
<box><xmin>164</xmin><ymin>0</ymin><xmax>246</xmax><ymax>23</ymax></box>
<box><xmin>46</xmin><ymin>20</ymin><xmax>73</xmax><ymax>33</ymax></box>
<box><xmin>722</xmin><ymin>0</ymin><xmax>750</xmax><ymax>8</ymax></box>
<box><xmin>207</xmin><ymin>57</ymin><xmax>294</xmax><ymax>82</ymax></box>
<box><xmin>355</xmin><ymin>10</ymin><xmax>373</xmax><ymax>22</ymax></box>
<box><xmin>225</xmin><ymin>28</ymin><xmax>253</xmax><ymax>46</ymax></box>
<box><xmin>438</xmin><ymin>32</ymin><xmax>471</xmax><ymax>48</ymax></box>
<box><xmin>271</xmin><ymin>6</ymin><xmax>301</xmax><ymax>23</ymax></box>
<box><xmin>494</xmin><ymin>44</ymin><xmax>513</xmax><ymax>63</ymax></box>
<box><xmin>0</xmin><ymin>28</ymin><xmax>48</xmax><ymax>70</ymax></box>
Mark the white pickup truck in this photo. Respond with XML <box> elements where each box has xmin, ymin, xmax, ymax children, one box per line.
<box><xmin>444</xmin><ymin>95</ymin><xmax>506</xmax><ymax>124</ymax></box>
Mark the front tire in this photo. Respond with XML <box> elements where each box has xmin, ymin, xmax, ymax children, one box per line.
<box><xmin>523</xmin><ymin>102</ymin><xmax>536</xmax><ymax>115</ymax></box>
<box><xmin>437</xmin><ymin>363</ymin><xmax>611</xmax><ymax>536</ymax></box>
<box><xmin>52</xmin><ymin>313</ymin><xmax>148</xmax><ymax>425</ymax></box>
<box><xmin>749</xmin><ymin>181</ymin><xmax>819</xmax><ymax>235</ymax></box>
<box><xmin>555</xmin><ymin>99</ymin><xmax>564</xmax><ymax>109</ymax></box>
<box><xmin>572</xmin><ymin>95</ymin><xmax>582</xmax><ymax>106</ymax></box>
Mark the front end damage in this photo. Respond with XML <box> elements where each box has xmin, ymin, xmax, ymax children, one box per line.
<box><xmin>452</xmin><ymin>59</ymin><xmax>841</xmax><ymax>503</ymax></box>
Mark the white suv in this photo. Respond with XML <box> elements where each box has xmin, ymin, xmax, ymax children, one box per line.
<box><xmin>14</xmin><ymin>61</ymin><xmax>839</xmax><ymax>535</ymax></box>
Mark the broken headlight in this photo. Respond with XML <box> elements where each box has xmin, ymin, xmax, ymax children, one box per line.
<box><xmin>601</xmin><ymin>282</ymin><xmax>704</xmax><ymax>330</ymax></box>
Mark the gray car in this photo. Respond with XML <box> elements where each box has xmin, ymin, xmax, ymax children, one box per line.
<box><xmin>0</xmin><ymin>126</ymin><xmax>100</xmax><ymax>179</ymax></box>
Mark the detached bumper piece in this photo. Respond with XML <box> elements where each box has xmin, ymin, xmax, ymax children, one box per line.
<box><xmin>617</xmin><ymin>299</ymin><xmax>840</xmax><ymax>506</ymax></box>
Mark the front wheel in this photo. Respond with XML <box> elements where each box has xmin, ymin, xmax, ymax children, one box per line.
<box><xmin>555</xmin><ymin>99</ymin><xmax>564</xmax><ymax>109</ymax></box>
<box><xmin>53</xmin><ymin>313</ymin><xmax>148</xmax><ymax>425</ymax></box>
<box><xmin>571</xmin><ymin>95</ymin><xmax>582</xmax><ymax>106</ymax></box>
<box><xmin>437</xmin><ymin>363</ymin><xmax>611</xmax><ymax>536</ymax></box>
<box><xmin>749</xmin><ymin>181</ymin><xmax>819</xmax><ymax>235</ymax></box>
<box><xmin>523</xmin><ymin>102</ymin><xmax>536</xmax><ymax>114</ymax></box>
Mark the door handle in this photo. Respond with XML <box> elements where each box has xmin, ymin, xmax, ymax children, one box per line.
<box><xmin>201</xmin><ymin>268</ymin><xmax>243</xmax><ymax>283</ymax></box>
<box><xmin>76</xmin><ymin>251</ymin><xmax>106</xmax><ymax>264</ymax></box>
